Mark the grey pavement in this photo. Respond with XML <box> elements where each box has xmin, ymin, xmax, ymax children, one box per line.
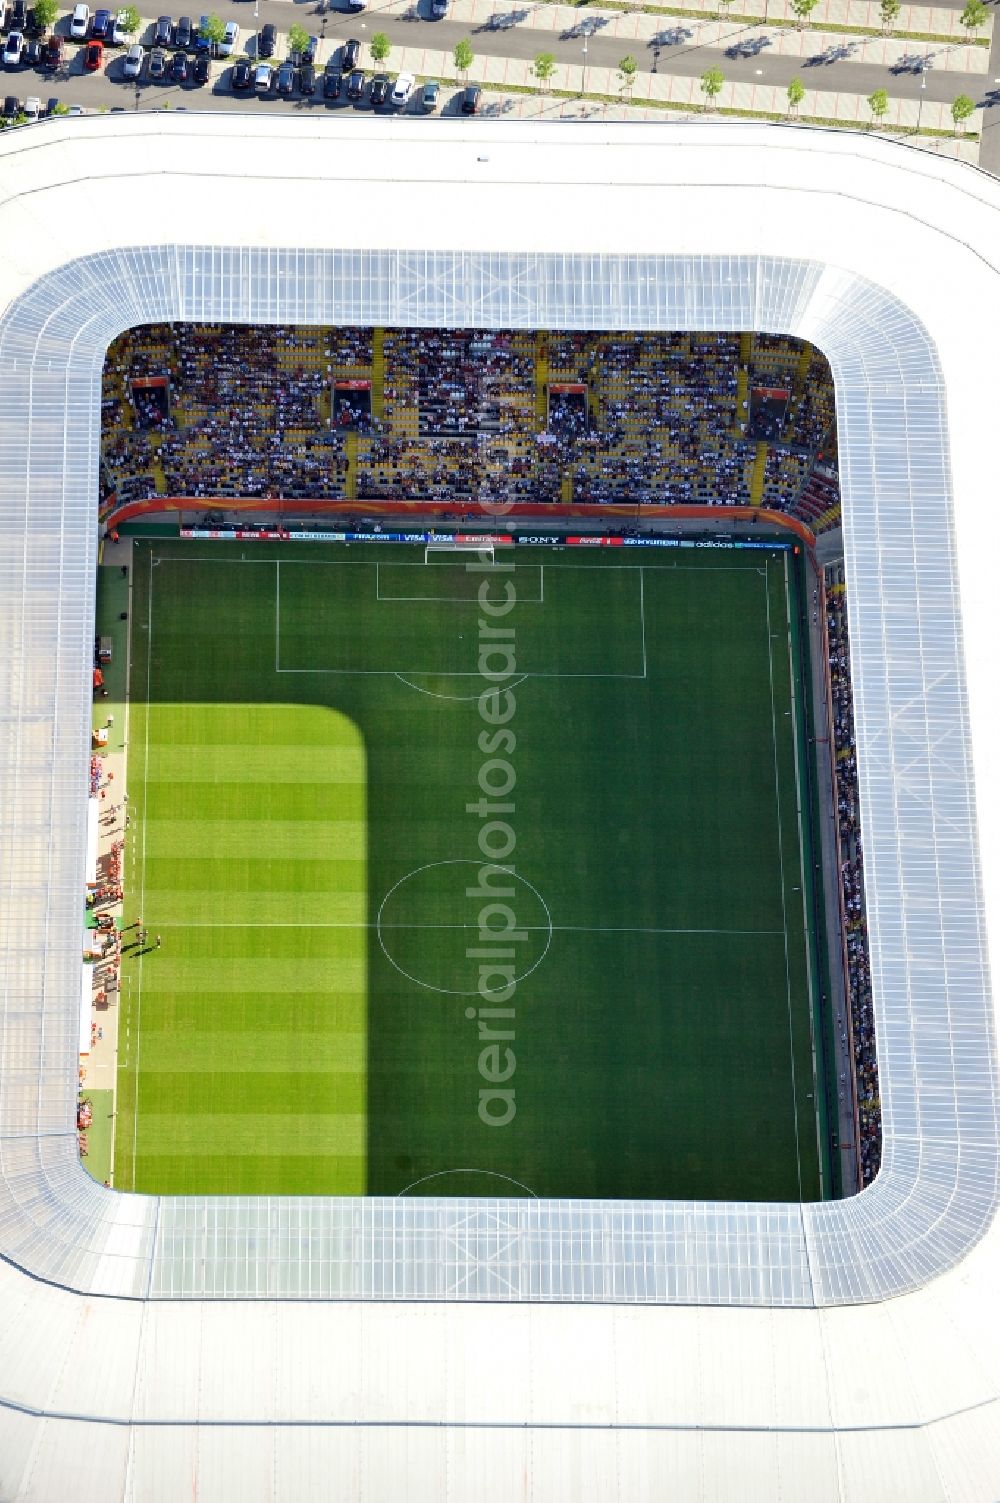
<box><xmin>17</xmin><ymin>5</ymin><xmax>991</xmax><ymax>108</ymax></box>
<box><xmin>976</xmin><ymin>0</ymin><xmax>1000</xmax><ymax>172</ymax></box>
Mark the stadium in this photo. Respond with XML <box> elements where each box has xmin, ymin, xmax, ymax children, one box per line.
<box><xmin>1</xmin><ymin>114</ymin><xmax>1000</xmax><ymax>1499</ymax></box>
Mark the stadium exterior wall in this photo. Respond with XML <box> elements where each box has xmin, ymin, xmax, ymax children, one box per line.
<box><xmin>0</xmin><ymin>117</ymin><xmax>999</xmax><ymax>1499</ymax></box>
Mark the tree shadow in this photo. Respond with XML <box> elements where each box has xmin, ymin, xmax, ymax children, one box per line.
<box><xmin>724</xmin><ymin>33</ymin><xmax>772</xmax><ymax>57</ymax></box>
<box><xmin>804</xmin><ymin>41</ymin><xmax>861</xmax><ymax>65</ymax></box>
<box><xmin>649</xmin><ymin>25</ymin><xmax>694</xmax><ymax>47</ymax></box>
<box><xmin>474</xmin><ymin>8</ymin><xmax>530</xmax><ymax>30</ymax></box>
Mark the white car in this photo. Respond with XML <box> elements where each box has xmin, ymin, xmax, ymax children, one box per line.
<box><xmin>390</xmin><ymin>71</ymin><xmax>413</xmax><ymax>106</ymax></box>
<box><xmin>111</xmin><ymin>9</ymin><xmax>129</xmax><ymax>44</ymax></box>
<box><xmin>22</xmin><ymin>93</ymin><xmax>40</xmax><ymax>119</ymax></box>
<box><xmin>70</xmin><ymin>2</ymin><xmax>91</xmax><ymax>38</ymax></box>
<box><xmin>123</xmin><ymin>41</ymin><xmax>143</xmax><ymax>76</ymax></box>
<box><xmin>218</xmin><ymin>19</ymin><xmax>238</xmax><ymax>55</ymax></box>
<box><xmin>253</xmin><ymin>61</ymin><xmax>271</xmax><ymax>92</ymax></box>
<box><xmin>2</xmin><ymin>30</ymin><xmax>23</xmax><ymax>65</ymax></box>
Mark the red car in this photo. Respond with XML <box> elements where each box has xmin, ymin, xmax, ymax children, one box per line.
<box><xmin>42</xmin><ymin>33</ymin><xmax>63</xmax><ymax>69</ymax></box>
<box><xmin>83</xmin><ymin>38</ymin><xmax>103</xmax><ymax>69</ymax></box>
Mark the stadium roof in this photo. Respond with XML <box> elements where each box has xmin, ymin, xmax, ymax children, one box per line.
<box><xmin>1</xmin><ymin>115</ymin><xmax>999</xmax><ymax>1499</ymax></box>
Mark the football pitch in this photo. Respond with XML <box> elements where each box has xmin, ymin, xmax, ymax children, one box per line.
<box><xmin>115</xmin><ymin>538</ymin><xmax>833</xmax><ymax>1203</ymax></box>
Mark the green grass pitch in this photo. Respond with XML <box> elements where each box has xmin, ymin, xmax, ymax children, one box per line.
<box><xmin>114</xmin><ymin>538</ymin><xmax>832</xmax><ymax>1202</ymax></box>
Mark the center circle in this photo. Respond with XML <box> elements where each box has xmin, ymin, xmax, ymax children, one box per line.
<box><xmin>376</xmin><ymin>859</ymin><xmax>553</xmax><ymax>996</ymax></box>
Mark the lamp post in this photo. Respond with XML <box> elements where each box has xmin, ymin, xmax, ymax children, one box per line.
<box><xmin>916</xmin><ymin>67</ymin><xmax>926</xmax><ymax>132</ymax></box>
<box><xmin>581</xmin><ymin>35</ymin><xmax>588</xmax><ymax>96</ymax></box>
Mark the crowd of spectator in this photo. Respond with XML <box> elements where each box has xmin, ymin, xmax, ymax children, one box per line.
<box><xmin>827</xmin><ymin>570</ymin><xmax>881</xmax><ymax>1187</ymax></box>
<box><xmin>101</xmin><ymin>323</ymin><xmax>841</xmax><ymax>521</ymax></box>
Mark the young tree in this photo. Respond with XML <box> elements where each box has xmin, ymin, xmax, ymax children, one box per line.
<box><xmin>959</xmin><ymin>0</ymin><xmax>987</xmax><ymax>36</ymax></box>
<box><xmin>369</xmin><ymin>31</ymin><xmax>391</xmax><ymax>65</ymax></box>
<box><xmin>787</xmin><ymin>75</ymin><xmax>805</xmax><ymax>112</ymax></box>
<box><xmin>951</xmin><ymin>92</ymin><xmax>976</xmax><ymax>131</ymax></box>
<box><xmin>288</xmin><ymin>22</ymin><xmax>310</xmax><ymax>57</ymax></box>
<box><xmin>31</xmin><ymin>0</ymin><xmax>59</xmax><ymax>30</ymax></box>
<box><xmin>879</xmin><ymin>0</ymin><xmax>900</xmax><ymax>30</ymax></box>
<box><xmin>118</xmin><ymin>3</ymin><xmax>141</xmax><ymax>34</ymax></box>
<box><xmin>867</xmin><ymin>87</ymin><xmax>889</xmax><ymax>126</ymax></box>
<box><xmin>453</xmin><ymin>38</ymin><xmax>474</xmax><ymax>79</ymax></box>
<box><xmin>699</xmin><ymin>65</ymin><xmax>724</xmax><ymax>109</ymax></box>
<box><xmin>531</xmin><ymin>52</ymin><xmax>556</xmax><ymax>92</ymax></box>
<box><xmin>52</xmin><ymin>100</ymin><xmax>70</xmax><ymax>114</ymax></box>
<box><xmin>618</xmin><ymin>55</ymin><xmax>638</xmax><ymax>95</ymax></box>
<box><xmin>199</xmin><ymin>13</ymin><xmax>226</xmax><ymax>48</ymax></box>
<box><xmin>790</xmin><ymin>0</ymin><xmax>819</xmax><ymax>26</ymax></box>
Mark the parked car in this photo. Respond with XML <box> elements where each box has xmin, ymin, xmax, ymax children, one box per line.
<box><xmin>369</xmin><ymin>71</ymin><xmax>388</xmax><ymax>106</ymax></box>
<box><xmin>22</xmin><ymin>35</ymin><xmax>40</xmax><ymax>62</ymax></box>
<box><xmin>460</xmin><ymin>83</ymin><xmax>480</xmax><ymax>113</ymax></box>
<box><xmin>24</xmin><ymin>6</ymin><xmax>45</xmax><ymax>36</ymax></box>
<box><xmin>194</xmin><ymin>13</ymin><xmax>211</xmax><ymax>50</ymax></box>
<box><xmin>110</xmin><ymin>9</ymin><xmax>128</xmax><ymax>43</ymax></box>
<box><xmin>298</xmin><ymin>32</ymin><xmax>317</xmax><ymax>62</ymax></box>
<box><xmin>9</xmin><ymin>0</ymin><xmax>26</xmax><ymax>27</ymax></box>
<box><xmin>340</xmin><ymin>37</ymin><xmax>359</xmax><ymax>71</ymax></box>
<box><xmin>421</xmin><ymin>78</ymin><xmax>438</xmax><ymax>110</ymax></box>
<box><xmin>231</xmin><ymin>56</ymin><xmax>252</xmax><ymax>89</ymax></box>
<box><xmin>2</xmin><ymin>91</ymin><xmax>18</xmax><ymax>115</ymax></box>
<box><xmin>193</xmin><ymin>48</ymin><xmax>208</xmax><ymax>81</ymax></box>
<box><xmin>253</xmin><ymin>59</ymin><xmax>270</xmax><ymax>91</ymax></box>
<box><xmin>122</xmin><ymin>40</ymin><xmax>142</xmax><ymax>76</ymax></box>
<box><xmin>390</xmin><ymin>70</ymin><xmax>412</xmax><ymax>105</ymax></box>
<box><xmin>275</xmin><ymin>57</ymin><xmax>293</xmax><ymax>94</ymax></box>
<box><xmin>91</xmin><ymin>8</ymin><xmax>111</xmax><ymax>38</ymax></box>
<box><xmin>41</xmin><ymin>32</ymin><xmax>61</xmax><ymax>67</ymax></box>
<box><xmin>322</xmin><ymin>65</ymin><xmax>339</xmax><ymax>98</ymax></box>
<box><xmin>82</xmin><ymin>36</ymin><xmax>103</xmax><ymax>67</ymax></box>
<box><xmin>2</xmin><ymin>29</ymin><xmax>23</xmax><ymax>64</ymax></box>
<box><xmin>153</xmin><ymin>14</ymin><xmax>171</xmax><ymax>45</ymax></box>
<box><xmin>174</xmin><ymin>13</ymin><xmax>192</xmax><ymax>45</ymax></box>
<box><xmin>169</xmin><ymin>46</ymin><xmax>186</xmax><ymax>79</ymax></box>
<box><xmin>345</xmin><ymin>66</ymin><xmax>363</xmax><ymax>98</ymax></box>
<box><xmin>218</xmin><ymin>19</ymin><xmax>237</xmax><ymax>55</ymax></box>
<box><xmin>147</xmin><ymin>43</ymin><xmax>166</xmax><ymax>77</ymax></box>
<box><xmin>22</xmin><ymin>89</ymin><xmax>38</xmax><ymax>114</ymax></box>
<box><xmin>69</xmin><ymin>1</ymin><xmax>90</xmax><ymax>37</ymax></box>
<box><xmin>298</xmin><ymin>60</ymin><xmax>314</xmax><ymax>93</ymax></box>
<box><xmin>257</xmin><ymin>21</ymin><xmax>275</xmax><ymax>56</ymax></box>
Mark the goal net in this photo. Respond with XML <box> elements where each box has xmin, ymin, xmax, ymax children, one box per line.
<box><xmin>425</xmin><ymin>540</ymin><xmax>494</xmax><ymax>564</ymax></box>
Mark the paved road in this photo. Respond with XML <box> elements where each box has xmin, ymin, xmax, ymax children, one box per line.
<box><xmin>976</xmin><ymin>0</ymin><xmax>1000</xmax><ymax>170</ymax></box>
<box><xmin>13</xmin><ymin>6</ymin><xmax>990</xmax><ymax>105</ymax></box>
<box><xmin>5</xmin><ymin>0</ymin><xmax>992</xmax><ymax>118</ymax></box>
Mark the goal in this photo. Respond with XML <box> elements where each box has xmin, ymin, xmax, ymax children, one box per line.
<box><xmin>424</xmin><ymin>540</ymin><xmax>494</xmax><ymax>564</ymax></box>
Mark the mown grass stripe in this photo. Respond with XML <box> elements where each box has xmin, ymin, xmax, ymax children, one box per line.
<box><xmin>145</xmin><ymin>820</ymin><xmax>365</xmax><ymax>860</ymax></box>
<box><xmin>141</xmin><ymin>958</ymin><xmax>365</xmax><ymax>992</ymax></box>
<box><xmin>148</xmin><ymin>742</ymin><xmax>367</xmax><ymax>784</ymax></box>
<box><xmin>137</xmin><ymin>1114</ymin><xmax>366</xmax><ymax>1155</ymax></box>
<box><xmin>139</xmin><ymin>890</ymin><xmax>367</xmax><ymax>925</ymax></box>
<box><xmin>137</xmin><ymin>1031</ymin><xmax>366</xmax><ymax>1073</ymax></box>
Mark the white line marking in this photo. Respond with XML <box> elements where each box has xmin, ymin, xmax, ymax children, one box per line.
<box><xmin>783</xmin><ymin>551</ymin><xmax>825</xmax><ymax>1197</ymax></box>
<box><xmin>639</xmin><ymin>566</ymin><xmax>648</xmax><ymax>680</ymax></box>
<box><xmin>131</xmin><ymin>545</ymin><xmax>155</xmax><ymax>1192</ymax></box>
<box><xmin>146</xmin><ymin>921</ymin><xmax>785</xmax><ymax>936</ymax></box>
<box><xmin>275</xmin><ymin>559</ymin><xmax>281</xmax><ymax>673</ymax></box>
<box><xmin>765</xmin><ymin>557</ymin><xmax>804</xmax><ymax>1205</ymax></box>
<box><xmin>275</xmin><ymin>667</ymin><xmax>647</xmax><ymax>679</ymax></box>
<box><xmin>153</xmin><ymin>554</ymin><xmax>771</xmax><ymax>574</ymax></box>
